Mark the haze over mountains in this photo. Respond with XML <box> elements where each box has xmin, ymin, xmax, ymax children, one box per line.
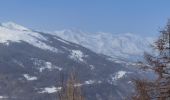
<box><xmin>54</xmin><ymin>29</ymin><xmax>155</xmax><ymax>61</ymax></box>
<box><xmin>0</xmin><ymin>22</ymin><xmax>155</xmax><ymax>60</ymax></box>
<box><xmin>0</xmin><ymin>22</ymin><xmax>155</xmax><ymax>100</ymax></box>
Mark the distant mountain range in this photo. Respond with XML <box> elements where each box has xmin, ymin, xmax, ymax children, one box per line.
<box><xmin>0</xmin><ymin>22</ymin><xmax>155</xmax><ymax>100</ymax></box>
<box><xmin>53</xmin><ymin>29</ymin><xmax>155</xmax><ymax>61</ymax></box>
<box><xmin>0</xmin><ymin>22</ymin><xmax>155</xmax><ymax>60</ymax></box>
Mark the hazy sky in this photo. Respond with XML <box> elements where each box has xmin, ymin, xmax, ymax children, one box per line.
<box><xmin>0</xmin><ymin>0</ymin><xmax>170</xmax><ymax>36</ymax></box>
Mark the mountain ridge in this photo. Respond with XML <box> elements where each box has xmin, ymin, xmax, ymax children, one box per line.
<box><xmin>53</xmin><ymin>29</ymin><xmax>155</xmax><ymax>60</ymax></box>
<box><xmin>0</xmin><ymin>22</ymin><xmax>155</xmax><ymax>61</ymax></box>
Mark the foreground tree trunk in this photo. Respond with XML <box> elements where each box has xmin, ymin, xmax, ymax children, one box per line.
<box><xmin>58</xmin><ymin>72</ymin><xmax>85</xmax><ymax>100</ymax></box>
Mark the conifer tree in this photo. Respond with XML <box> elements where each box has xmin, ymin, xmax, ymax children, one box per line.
<box><xmin>132</xmin><ymin>21</ymin><xmax>170</xmax><ymax>100</ymax></box>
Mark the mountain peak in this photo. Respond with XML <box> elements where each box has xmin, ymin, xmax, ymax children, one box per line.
<box><xmin>1</xmin><ymin>22</ymin><xmax>29</xmax><ymax>31</ymax></box>
<box><xmin>0</xmin><ymin>22</ymin><xmax>59</xmax><ymax>53</ymax></box>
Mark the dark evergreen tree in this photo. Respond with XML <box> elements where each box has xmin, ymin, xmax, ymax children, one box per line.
<box><xmin>132</xmin><ymin>21</ymin><xmax>170</xmax><ymax>100</ymax></box>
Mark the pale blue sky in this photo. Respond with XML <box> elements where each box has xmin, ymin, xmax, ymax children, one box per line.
<box><xmin>0</xmin><ymin>0</ymin><xmax>170</xmax><ymax>36</ymax></box>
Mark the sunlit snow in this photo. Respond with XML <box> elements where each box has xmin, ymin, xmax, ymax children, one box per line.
<box><xmin>31</xmin><ymin>58</ymin><xmax>62</xmax><ymax>72</ymax></box>
<box><xmin>40</xmin><ymin>86</ymin><xmax>61</xmax><ymax>93</ymax></box>
<box><xmin>69</xmin><ymin>50</ymin><xmax>86</xmax><ymax>62</ymax></box>
<box><xmin>1</xmin><ymin>22</ymin><xmax>29</xmax><ymax>31</ymax></box>
<box><xmin>39</xmin><ymin>62</ymin><xmax>62</xmax><ymax>72</ymax></box>
<box><xmin>0</xmin><ymin>22</ymin><xmax>58</xmax><ymax>53</ymax></box>
<box><xmin>23</xmin><ymin>74</ymin><xmax>37</xmax><ymax>81</ymax></box>
<box><xmin>0</xmin><ymin>96</ymin><xmax>8</xmax><ymax>99</ymax></box>
<box><xmin>112</xmin><ymin>71</ymin><xmax>127</xmax><ymax>81</ymax></box>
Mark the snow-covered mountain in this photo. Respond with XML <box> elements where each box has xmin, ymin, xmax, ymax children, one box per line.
<box><xmin>0</xmin><ymin>22</ymin><xmax>59</xmax><ymax>52</ymax></box>
<box><xmin>54</xmin><ymin>29</ymin><xmax>155</xmax><ymax>60</ymax></box>
<box><xmin>0</xmin><ymin>22</ymin><xmax>154</xmax><ymax>61</ymax></box>
<box><xmin>0</xmin><ymin>22</ymin><xmax>155</xmax><ymax>100</ymax></box>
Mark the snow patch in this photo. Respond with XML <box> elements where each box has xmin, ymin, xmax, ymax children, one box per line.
<box><xmin>89</xmin><ymin>65</ymin><xmax>95</xmax><ymax>70</ymax></box>
<box><xmin>0</xmin><ymin>96</ymin><xmax>8</xmax><ymax>99</ymax></box>
<box><xmin>112</xmin><ymin>71</ymin><xmax>127</xmax><ymax>81</ymax></box>
<box><xmin>32</xmin><ymin>58</ymin><xmax>62</xmax><ymax>72</ymax></box>
<box><xmin>69</xmin><ymin>50</ymin><xmax>86</xmax><ymax>62</ymax></box>
<box><xmin>40</xmin><ymin>86</ymin><xmax>61</xmax><ymax>93</ymax></box>
<box><xmin>75</xmin><ymin>80</ymin><xmax>101</xmax><ymax>86</ymax></box>
<box><xmin>84</xmin><ymin>80</ymin><xmax>95</xmax><ymax>85</ymax></box>
<box><xmin>23</xmin><ymin>74</ymin><xmax>37</xmax><ymax>81</ymax></box>
<box><xmin>39</xmin><ymin>62</ymin><xmax>62</xmax><ymax>72</ymax></box>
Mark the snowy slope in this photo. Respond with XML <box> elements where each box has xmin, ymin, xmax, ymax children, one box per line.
<box><xmin>1</xmin><ymin>22</ymin><xmax>29</xmax><ymax>31</ymax></box>
<box><xmin>0</xmin><ymin>22</ymin><xmax>58</xmax><ymax>52</ymax></box>
<box><xmin>54</xmin><ymin>29</ymin><xmax>155</xmax><ymax>60</ymax></box>
<box><xmin>0</xmin><ymin>22</ymin><xmax>155</xmax><ymax>100</ymax></box>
